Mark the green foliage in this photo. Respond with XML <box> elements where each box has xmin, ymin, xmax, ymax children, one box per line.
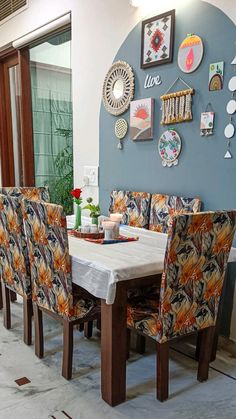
<box><xmin>46</xmin><ymin>128</ymin><xmax>73</xmax><ymax>215</ymax></box>
<box><xmin>83</xmin><ymin>197</ymin><xmax>101</xmax><ymax>218</ymax></box>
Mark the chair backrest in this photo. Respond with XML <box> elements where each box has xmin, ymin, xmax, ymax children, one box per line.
<box><xmin>149</xmin><ymin>193</ymin><xmax>201</xmax><ymax>233</ymax></box>
<box><xmin>23</xmin><ymin>199</ymin><xmax>73</xmax><ymax>318</ymax></box>
<box><xmin>0</xmin><ymin>194</ymin><xmax>31</xmax><ymax>297</ymax></box>
<box><xmin>157</xmin><ymin>211</ymin><xmax>236</xmax><ymax>343</ymax></box>
<box><xmin>109</xmin><ymin>190</ymin><xmax>151</xmax><ymax>229</ymax></box>
<box><xmin>0</xmin><ymin>186</ymin><xmax>50</xmax><ymax>202</ymax></box>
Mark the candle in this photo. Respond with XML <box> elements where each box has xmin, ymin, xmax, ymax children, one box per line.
<box><xmin>102</xmin><ymin>221</ymin><xmax>116</xmax><ymax>240</ymax></box>
<box><xmin>110</xmin><ymin>213</ymin><xmax>123</xmax><ymax>223</ymax></box>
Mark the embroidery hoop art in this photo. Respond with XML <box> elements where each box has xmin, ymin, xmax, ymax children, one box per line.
<box><xmin>158</xmin><ymin>129</ymin><xmax>182</xmax><ymax>167</ymax></box>
<box><xmin>178</xmin><ymin>34</ymin><xmax>204</xmax><ymax>73</ymax></box>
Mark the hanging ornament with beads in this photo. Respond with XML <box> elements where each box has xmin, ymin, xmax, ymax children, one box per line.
<box><xmin>115</xmin><ymin>118</ymin><xmax>128</xmax><ymax>150</ymax></box>
<box><xmin>200</xmin><ymin>103</ymin><xmax>215</xmax><ymax>137</ymax></box>
<box><xmin>160</xmin><ymin>77</ymin><xmax>194</xmax><ymax>125</ymax></box>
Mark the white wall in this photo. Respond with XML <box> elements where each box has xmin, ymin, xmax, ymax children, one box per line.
<box><xmin>0</xmin><ymin>0</ymin><xmax>235</xmax><ymax>338</ymax></box>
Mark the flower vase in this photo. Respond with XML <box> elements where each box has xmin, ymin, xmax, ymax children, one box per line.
<box><xmin>74</xmin><ymin>205</ymin><xmax>81</xmax><ymax>230</ymax></box>
<box><xmin>91</xmin><ymin>216</ymin><xmax>98</xmax><ymax>226</ymax></box>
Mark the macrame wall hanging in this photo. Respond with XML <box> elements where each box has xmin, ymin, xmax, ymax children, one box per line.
<box><xmin>160</xmin><ymin>77</ymin><xmax>194</xmax><ymax>125</ymax></box>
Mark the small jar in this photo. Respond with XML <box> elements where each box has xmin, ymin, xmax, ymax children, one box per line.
<box><xmin>90</xmin><ymin>224</ymin><xmax>98</xmax><ymax>233</ymax></box>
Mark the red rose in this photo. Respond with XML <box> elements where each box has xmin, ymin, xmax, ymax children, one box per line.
<box><xmin>71</xmin><ymin>188</ymin><xmax>82</xmax><ymax>199</ymax></box>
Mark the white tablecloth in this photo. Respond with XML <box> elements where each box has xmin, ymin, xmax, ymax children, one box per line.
<box><xmin>67</xmin><ymin>215</ymin><xmax>236</xmax><ymax>305</ymax></box>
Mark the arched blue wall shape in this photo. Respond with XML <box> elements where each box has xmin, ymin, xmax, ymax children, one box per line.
<box><xmin>99</xmin><ymin>1</ymin><xmax>236</xmax><ymax>216</ymax></box>
<box><xmin>99</xmin><ymin>1</ymin><xmax>236</xmax><ymax>336</ymax></box>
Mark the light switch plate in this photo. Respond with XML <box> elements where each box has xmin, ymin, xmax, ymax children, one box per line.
<box><xmin>83</xmin><ymin>166</ymin><xmax>99</xmax><ymax>186</ymax></box>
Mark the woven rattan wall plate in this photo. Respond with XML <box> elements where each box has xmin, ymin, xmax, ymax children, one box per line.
<box><xmin>102</xmin><ymin>61</ymin><xmax>135</xmax><ymax>116</ymax></box>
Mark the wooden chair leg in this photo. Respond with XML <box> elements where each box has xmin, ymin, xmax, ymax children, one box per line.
<box><xmin>197</xmin><ymin>326</ymin><xmax>215</xmax><ymax>382</ymax></box>
<box><xmin>62</xmin><ymin>321</ymin><xmax>73</xmax><ymax>380</ymax></box>
<box><xmin>126</xmin><ymin>328</ymin><xmax>131</xmax><ymax>360</ymax></box>
<box><xmin>10</xmin><ymin>290</ymin><xmax>17</xmax><ymax>302</ymax></box>
<box><xmin>156</xmin><ymin>341</ymin><xmax>169</xmax><ymax>402</ymax></box>
<box><xmin>1</xmin><ymin>282</ymin><xmax>11</xmax><ymax>329</ymax></box>
<box><xmin>0</xmin><ymin>281</ymin><xmax>3</xmax><ymax>310</ymax></box>
<box><xmin>96</xmin><ymin>318</ymin><xmax>101</xmax><ymax>330</ymax></box>
<box><xmin>84</xmin><ymin>321</ymin><xmax>93</xmax><ymax>339</ymax></box>
<box><xmin>136</xmin><ymin>334</ymin><xmax>146</xmax><ymax>354</ymax></box>
<box><xmin>78</xmin><ymin>323</ymin><xmax>84</xmax><ymax>332</ymax></box>
<box><xmin>33</xmin><ymin>304</ymin><xmax>44</xmax><ymax>358</ymax></box>
<box><xmin>23</xmin><ymin>297</ymin><xmax>32</xmax><ymax>345</ymax></box>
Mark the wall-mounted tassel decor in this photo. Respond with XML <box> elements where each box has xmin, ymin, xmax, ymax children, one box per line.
<box><xmin>160</xmin><ymin>77</ymin><xmax>194</xmax><ymax>125</ymax></box>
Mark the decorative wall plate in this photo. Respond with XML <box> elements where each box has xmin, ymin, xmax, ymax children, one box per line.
<box><xmin>102</xmin><ymin>61</ymin><xmax>135</xmax><ymax>116</ymax></box>
<box><xmin>178</xmin><ymin>34</ymin><xmax>204</xmax><ymax>73</ymax></box>
<box><xmin>228</xmin><ymin>76</ymin><xmax>236</xmax><ymax>92</ymax></box>
<box><xmin>226</xmin><ymin>99</ymin><xmax>236</xmax><ymax>115</ymax></box>
<box><xmin>158</xmin><ymin>129</ymin><xmax>182</xmax><ymax>167</ymax></box>
<box><xmin>224</xmin><ymin>123</ymin><xmax>235</xmax><ymax>139</ymax></box>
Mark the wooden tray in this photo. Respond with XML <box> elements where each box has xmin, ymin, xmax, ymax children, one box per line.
<box><xmin>68</xmin><ymin>229</ymin><xmax>104</xmax><ymax>239</ymax></box>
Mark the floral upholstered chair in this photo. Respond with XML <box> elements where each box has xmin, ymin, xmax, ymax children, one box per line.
<box><xmin>149</xmin><ymin>193</ymin><xmax>201</xmax><ymax>234</ymax></box>
<box><xmin>0</xmin><ymin>187</ymin><xmax>49</xmax><ymax>345</ymax></box>
<box><xmin>23</xmin><ymin>199</ymin><xmax>100</xmax><ymax>379</ymax></box>
<box><xmin>109</xmin><ymin>190</ymin><xmax>151</xmax><ymax>229</ymax></box>
<box><xmin>127</xmin><ymin>210</ymin><xmax>236</xmax><ymax>401</ymax></box>
<box><xmin>0</xmin><ymin>186</ymin><xmax>50</xmax><ymax>202</ymax></box>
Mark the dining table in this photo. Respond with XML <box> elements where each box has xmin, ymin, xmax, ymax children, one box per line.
<box><xmin>67</xmin><ymin>215</ymin><xmax>236</xmax><ymax>406</ymax></box>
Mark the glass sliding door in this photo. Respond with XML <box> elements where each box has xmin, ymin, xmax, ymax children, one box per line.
<box><xmin>29</xmin><ymin>29</ymin><xmax>73</xmax><ymax>214</ymax></box>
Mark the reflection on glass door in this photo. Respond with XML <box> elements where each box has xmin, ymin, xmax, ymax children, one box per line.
<box><xmin>9</xmin><ymin>65</ymin><xmax>22</xmax><ymax>186</ymax></box>
<box><xmin>29</xmin><ymin>29</ymin><xmax>73</xmax><ymax>214</ymax></box>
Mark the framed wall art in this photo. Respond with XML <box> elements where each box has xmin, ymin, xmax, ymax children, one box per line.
<box><xmin>209</xmin><ymin>61</ymin><xmax>224</xmax><ymax>91</ymax></box>
<box><xmin>141</xmin><ymin>9</ymin><xmax>175</xmax><ymax>69</ymax></box>
<box><xmin>130</xmin><ymin>98</ymin><xmax>154</xmax><ymax>140</ymax></box>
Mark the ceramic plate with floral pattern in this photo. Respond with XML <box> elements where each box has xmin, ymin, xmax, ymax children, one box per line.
<box><xmin>158</xmin><ymin>129</ymin><xmax>182</xmax><ymax>167</ymax></box>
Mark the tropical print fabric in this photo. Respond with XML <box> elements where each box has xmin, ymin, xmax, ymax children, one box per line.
<box><xmin>23</xmin><ymin>200</ymin><xmax>97</xmax><ymax>320</ymax></box>
<box><xmin>109</xmin><ymin>190</ymin><xmax>151</xmax><ymax>229</ymax></box>
<box><xmin>149</xmin><ymin>194</ymin><xmax>201</xmax><ymax>234</ymax></box>
<box><xmin>0</xmin><ymin>194</ymin><xmax>31</xmax><ymax>297</ymax></box>
<box><xmin>0</xmin><ymin>186</ymin><xmax>50</xmax><ymax>203</ymax></box>
<box><xmin>127</xmin><ymin>211</ymin><xmax>236</xmax><ymax>343</ymax></box>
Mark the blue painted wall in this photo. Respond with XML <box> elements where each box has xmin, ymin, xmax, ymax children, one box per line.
<box><xmin>99</xmin><ymin>1</ymin><xmax>236</xmax><ymax>335</ymax></box>
<box><xmin>100</xmin><ymin>1</ymin><xmax>236</xmax><ymax>216</ymax></box>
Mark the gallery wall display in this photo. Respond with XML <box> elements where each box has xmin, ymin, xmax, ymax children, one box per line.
<box><xmin>102</xmin><ymin>60</ymin><xmax>135</xmax><ymax>116</ymax></box>
<box><xmin>178</xmin><ymin>34</ymin><xmax>204</xmax><ymax>73</ymax></box>
<box><xmin>130</xmin><ymin>98</ymin><xmax>154</xmax><ymax>140</ymax></box>
<box><xmin>158</xmin><ymin>129</ymin><xmax>182</xmax><ymax>167</ymax></box>
<box><xmin>141</xmin><ymin>9</ymin><xmax>175</xmax><ymax>69</ymax></box>
<box><xmin>209</xmin><ymin>61</ymin><xmax>224</xmax><ymax>91</ymax></box>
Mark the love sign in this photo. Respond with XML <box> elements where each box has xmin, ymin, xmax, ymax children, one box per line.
<box><xmin>144</xmin><ymin>74</ymin><xmax>162</xmax><ymax>89</ymax></box>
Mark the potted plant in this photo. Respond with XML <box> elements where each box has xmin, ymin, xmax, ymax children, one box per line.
<box><xmin>83</xmin><ymin>197</ymin><xmax>101</xmax><ymax>225</ymax></box>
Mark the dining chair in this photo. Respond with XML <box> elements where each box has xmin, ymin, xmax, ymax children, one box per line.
<box><xmin>127</xmin><ymin>210</ymin><xmax>236</xmax><ymax>401</ymax></box>
<box><xmin>0</xmin><ymin>187</ymin><xmax>50</xmax><ymax>344</ymax></box>
<box><xmin>23</xmin><ymin>199</ymin><xmax>100</xmax><ymax>379</ymax></box>
<box><xmin>149</xmin><ymin>193</ymin><xmax>201</xmax><ymax>233</ymax></box>
<box><xmin>109</xmin><ymin>190</ymin><xmax>151</xmax><ymax>228</ymax></box>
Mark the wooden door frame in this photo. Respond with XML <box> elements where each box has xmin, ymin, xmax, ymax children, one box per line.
<box><xmin>0</xmin><ymin>46</ymin><xmax>35</xmax><ymax>186</ymax></box>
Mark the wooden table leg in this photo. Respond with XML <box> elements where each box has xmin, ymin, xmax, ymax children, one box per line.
<box><xmin>101</xmin><ymin>283</ymin><xmax>127</xmax><ymax>406</ymax></box>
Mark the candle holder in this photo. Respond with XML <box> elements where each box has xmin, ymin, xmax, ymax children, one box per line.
<box><xmin>110</xmin><ymin>213</ymin><xmax>123</xmax><ymax>238</ymax></box>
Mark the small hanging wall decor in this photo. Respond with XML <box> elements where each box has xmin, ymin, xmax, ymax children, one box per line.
<box><xmin>158</xmin><ymin>129</ymin><xmax>182</xmax><ymax>167</ymax></box>
<box><xmin>160</xmin><ymin>77</ymin><xmax>194</xmax><ymax>125</ymax></box>
<box><xmin>115</xmin><ymin>118</ymin><xmax>128</xmax><ymax>150</ymax></box>
<box><xmin>200</xmin><ymin>103</ymin><xmax>215</xmax><ymax>136</ymax></box>
<box><xmin>209</xmin><ymin>62</ymin><xmax>224</xmax><ymax>91</ymax></box>
<box><xmin>130</xmin><ymin>98</ymin><xmax>154</xmax><ymax>140</ymax></box>
<box><xmin>178</xmin><ymin>34</ymin><xmax>204</xmax><ymax>73</ymax></box>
